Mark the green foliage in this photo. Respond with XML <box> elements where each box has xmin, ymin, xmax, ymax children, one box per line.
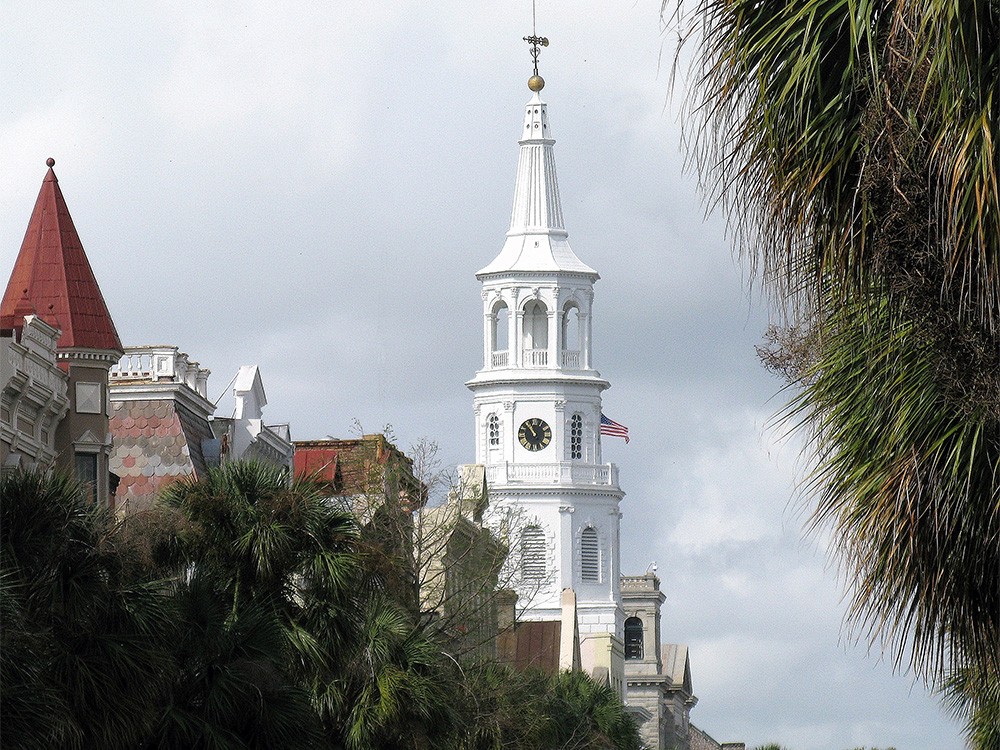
<box><xmin>441</xmin><ymin>662</ymin><xmax>641</xmax><ymax>750</ymax></box>
<box><xmin>1</xmin><ymin>470</ymin><xmax>173</xmax><ymax>749</ymax></box>
<box><xmin>542</xmin><ymin>671</ymin><xmax>642</xmax><ymax>750</ymax></box>
<box><xmin>941</xmin><ymin>665</ymin><xmax>1000</xmax><ymax>750</ymax></box>
<box><xmin>1</xmin><ymin>463</ymin><xmax>640</xmax><ymax>750</ymax></box>
<box><xmin>677</xmin><ymin>0</ymin><xmax>1000</xmax><ymax>741</ymax></box>
<box><xmin>789</xmin><ymin>300</ymin><xmax>999</xmax><ymax>676</ymax></box>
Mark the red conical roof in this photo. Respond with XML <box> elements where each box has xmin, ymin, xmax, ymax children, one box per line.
<box><xmin>1</xmin><ymin>159</ymin><xmax>122</xmax><ymax>352</ymax></box>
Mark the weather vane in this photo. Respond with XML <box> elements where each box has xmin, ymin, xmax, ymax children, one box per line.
<box><xmin>523</xmin><ymin>0</ymin><xmax>548</xmax><ymax>91</ymax></box>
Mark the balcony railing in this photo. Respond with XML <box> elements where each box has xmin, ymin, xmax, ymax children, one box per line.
<box><xmin>110</xmin><ymin>346</ymin><xmax>210</xmax><ymax>398</ymax></box>
<box><xmin>491</xmin><ymin>350</ymin><xmax>509</xmax><ymax>368</ymax></box>
<box><xmin>561</xmin><ymin>350</ymin><xmax>580</xmax><ymax>368</ymax></box>
<box><xmin>524</xmin><ymin>349</ymin><xmax>548</xmax><ymax>366</ymax></box>
<box><xmin>485</xmin><ymin>461</ymin><xmax>619</xmax><ymax>487</ymax></box>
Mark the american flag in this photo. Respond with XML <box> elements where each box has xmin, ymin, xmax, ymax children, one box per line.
<box><xmin>600</xmin><ymin>414</ymin><xmax>630</xmax><ymax>444</ymax></box>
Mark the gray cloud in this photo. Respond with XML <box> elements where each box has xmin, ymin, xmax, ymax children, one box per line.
<box><xmin>1</xmin><ymin>2</ymin><xmax>962</xmax><ymax>748</ymax></box>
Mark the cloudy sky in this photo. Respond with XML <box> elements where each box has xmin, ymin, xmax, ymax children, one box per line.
<box><xmin>2</xmin><ymin>2</ymin><xmax>965</xmax><ymax>748</ymax></box>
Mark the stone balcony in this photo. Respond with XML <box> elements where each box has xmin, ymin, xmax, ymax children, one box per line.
<box><xmin>486</xmin><ymin>461</ymin><xmax>619</xmax><ymax>487</ymax></box>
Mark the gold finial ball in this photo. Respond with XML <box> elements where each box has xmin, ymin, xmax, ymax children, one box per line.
<box><xmin>528</xmin><ymin>74</ymin><xmax>545</xmax><ymax>92</ymax></box>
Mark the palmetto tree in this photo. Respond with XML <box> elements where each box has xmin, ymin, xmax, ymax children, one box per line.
<box><xmin>0</xmin><ymin>470</ymin><xmax>173</xmax><ymax>750</ymax></box>
<box><xmin>676</xmin><ymin>0</ymin><xmax>999</xmax><ymax>737</ymax></box>
<box><xmin>157</xmin><ymin>460</ymin><xmax>454</xmax><ymax>750</ymax></box>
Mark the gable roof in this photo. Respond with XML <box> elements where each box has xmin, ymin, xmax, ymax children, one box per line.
<box><xmin>1</xmin><ymin>160</ymin><xmax>122</xmax><ymax>353</ymax></box>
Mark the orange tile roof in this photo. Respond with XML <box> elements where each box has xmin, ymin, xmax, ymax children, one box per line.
<box><xmin>1</xmin><ymin>159</ymin><xmax>122</xmax><ymax>352</ymax></box>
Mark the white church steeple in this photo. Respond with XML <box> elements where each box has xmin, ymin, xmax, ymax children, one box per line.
<box><xmin>477</xmin><ymin>90</ymin><xmax>598</xmax><ymax>278</ymax></box>
<box><xmin>468</xmin><ymin>49</ymin><xmax>625</xmax><ymax>644</ymax></box>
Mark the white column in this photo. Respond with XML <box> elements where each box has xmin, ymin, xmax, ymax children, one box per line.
<box><xmin>483</xmin><ymin>312</ymin><xmax>492</xmax><ymax>368</ymax></box>
<box><xmin>515</xmin><ymin>310</ymin><xmax>524</xmax><ymax>367</ymax></box>
<box><xmin>547</xmin><ymin>310</ymin><xmax>558</xmax><ymax>368</ymax></box>
<box><xmin>559</xmin><ymin>505</ymin><xmax>575</xmax><ymax>590</ymax></box>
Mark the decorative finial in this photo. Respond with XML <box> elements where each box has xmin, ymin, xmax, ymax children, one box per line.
<box><xmin>524</xmin><ymin>36</ymin><xmax>548</xmax><ymax>91</ymax></box>
<box><xmin>46</xmin><ymin>157</ymin><xmax>55</xmax><ymax>168</ymax></box>
<box><xmin>524</xmin><ymin>0</ymin><xmax>547</xmax><ymax>91</ymax></box>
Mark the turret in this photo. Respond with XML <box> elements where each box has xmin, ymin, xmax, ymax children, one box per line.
<box><xmin>1</xmin><ymin>159</ymin><xmax>122</xmax><ymax>504</ymax></box>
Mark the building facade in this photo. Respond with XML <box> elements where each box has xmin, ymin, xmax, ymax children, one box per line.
<box><xmin>109</xmin><ymin>347</ymin><xmax>294</xmax><ymax>511</ymax></box>
<box><xmin>108</xmin><ymin>346</ymin><xmax>217</xmax><ymax>511</ymax></box>
<box><xmin>1</xmin><ymin>315</ymin><xmax>69</xmax><ymax>472</ymax></box>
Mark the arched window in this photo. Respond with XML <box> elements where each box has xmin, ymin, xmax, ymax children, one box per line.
<box><xmin>562</xmin><ymin>302</ymin><xmax>580</xmax><ymax>351</ymax></box>
<box><xmin>570</xmin><ymin>413</ymin><xmax>583</xmax><ymax>460</ymax></box>
<box><xmin>624</xmin><ymin>617</ymin><xmax>644</xmax><ymax>660</ymax></box>
<box><xmin>487</xmin><ymin>414</ymin><xmax>500</xmax><ymax>447</ymax></box>
<box><xmin>522</xmin><ymin>300</ymin><xmax>548</xmax><ymax>353</ymax></box>
<box><xmin>492</xmin><ymin>302</ymin><xmax>509</xmax><ymax>352</ymax></box>
<box><xmin>521</xmin><ymin>525</ymin><xmax>546</xmax><ymax>581</ymax></box>
<box><xmin>581</xmin><ymin>526</ymin><xmax>599</xmax><ymax>582</ymax></box>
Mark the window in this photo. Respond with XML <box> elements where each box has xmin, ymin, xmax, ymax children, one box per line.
<box><xmin>581</xmin><ymin>526</ymin><xmax>599</xmax><ymax>582</ymax></box>
<box><xmin>487</xmin><ymin>414</ymin><xmax>500</xmax><ymax>447</ymax></box>
<box><xmin>75</xmin><ymin>452</ymin><xmax>98</xmax><ymax>503</ymax></box>
<box><xmin>521</xmin><ymin>526</ymin><xmax>546</xmax><ymax>581</ymax></box>
<box><xmin>570</xmin><ymin>413</ymin><xmax>583</xmax><ymax>459</ymax></box>
<box><xmin>624</xmin><ymin>617</ymin><xmax>644</xmax><ymax>659</ymax></box>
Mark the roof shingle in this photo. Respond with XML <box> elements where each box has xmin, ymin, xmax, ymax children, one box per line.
<box><xmin>1</xmin><ymin>160</ymin><xmax>122</xmax><ymax>352</ymax></box>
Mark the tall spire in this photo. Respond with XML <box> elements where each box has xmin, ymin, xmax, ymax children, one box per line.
<box><xmin>477</xmin><ymin>42</ymin><xmax>598</xmax><ymax>279</ymax></box>
<box><xmin>1</xmin><ymin>159</ymin><xmax>122</xmax><ymax>352</ymax></box>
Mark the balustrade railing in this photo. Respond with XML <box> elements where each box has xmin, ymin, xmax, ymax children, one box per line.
<box><xmin>561</xmin><ymin>350</ymin><xmax>580</xmax><ymax>368</ymax></box>
<box><xmin>491</xmin><ymin>350</ymin><xmax>509</xmax><ymax>368</ymax></box>
<box><xmin>485</xmin><ymin>461</ymin><xmax>619</xmax><ymax>487</ymax></box>
<box><xmin>110</xmin><ymin>346</ymin><xmax>210</xmax><ymax>398</ymax></box>
<box><xmin>524</xmin><ymin>349</ymin><xmax>548</xmax><ymax>366</ymax></box>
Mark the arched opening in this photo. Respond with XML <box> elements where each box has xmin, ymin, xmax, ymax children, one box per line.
<box><xmin>492</xmin><ymin>302</ymin><xmax>509</xmax><ymax>351</ymax></box>
<box><xmin>491</xmin><ymin>302</ymin><xmax>509</xmax><ymax>367</ymax></box>
<box><xmin>624</xmin><ymin>617</ymin><xmax>644</xmax><ymax>659</ymax></box>
<box><xmin>581</xmin><ymin>526</ymin><xmax>599</xmax><ymax>582</ymax></box>
<box><xmin>521</xmin><ymin>525</ymin><xmax>546</xmax><ymax>581</ymax></box>
<box><xmin>561</xmin><ymin>302</ymin><xmax>580</xmax><ymax>368</ymax></box>
<box><xmin>522</xmin><ymin>300</ymin><xmax>548</xmax><ymax>365</ymax></box>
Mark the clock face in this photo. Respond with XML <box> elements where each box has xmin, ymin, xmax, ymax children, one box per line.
<box><xmin>518</xmin><ymin>418</ymin><xmax>552</xmax><ymax>451</ymax></box>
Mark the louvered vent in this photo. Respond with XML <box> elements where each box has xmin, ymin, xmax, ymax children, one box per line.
<box><xmin>581</xmin><ymin>527</ymin><xmax>599</xmax><ymax>582</ymax></box>
<box><xmin>521</xmin><ymin>526</ymin><xmax>546</xmax><ymax>581</ymax></box>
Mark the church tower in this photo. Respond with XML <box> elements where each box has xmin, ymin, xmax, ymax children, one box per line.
<box><xmin>468</xmin><ymin>46</ymin><xmax>625</xmax><ymax>639</ymax></box>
